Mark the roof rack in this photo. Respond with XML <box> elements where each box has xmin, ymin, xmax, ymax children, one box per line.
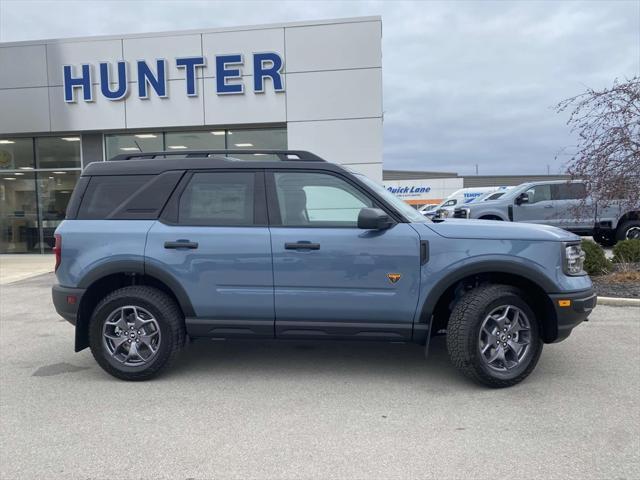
<box><xmin>108</xmin><ymin>149</ymin><xmax>325</xmax><ymax>162</ymax></box>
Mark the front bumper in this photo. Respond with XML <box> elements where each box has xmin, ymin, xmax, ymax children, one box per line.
<box><xmin>52</xmin><ymin>284</ymin><xmax>85</xmax><ymax>325</ymax></box>
<box><xmin>549</xmin><ymin>288</ymin><xmax>597</xmax><ymax>342</ymax></box>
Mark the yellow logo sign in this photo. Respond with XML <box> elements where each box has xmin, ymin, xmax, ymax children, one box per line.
<box><xmin>387</xmin><ymin>273</ymin><xmax>401</xmax><ymax>284</ymax></box>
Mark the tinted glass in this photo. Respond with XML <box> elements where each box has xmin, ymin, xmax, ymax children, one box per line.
<box><xmin>274</xmin><ymin>172</ymin><xmax>373</xmax><ymax>227</ymax></box>
<box><xmin>552</xmin><ymin>183</ymin><xmax>586</xmax><ymax>200</ymax></box>
<box><xmin>0</xmin><ymin>138</ymin><xmax>35</xmax><ymax>170</ymax></box>
<box><xmin>36</xmin><ymin>137</ymin><xmax>81</xmax><ymax>169</ymax></box>
<box><xmin>105</xmin><ymin>133</ymin><xmax>163</xmax><ymax>160</ymax></box>
<box><xmin>525</xmin><ymin>185</ymin><xmax>551</xmax><ymax>203</ymax></box>
<box><xmin>179</xmin><ymin>172</ymin><xmax>255</xmax><ymax>225</ymax></box>
<box><xmin>78</xmin><ymin>175</ymin><xmax>152</xmax><ymax>219</ymax></box>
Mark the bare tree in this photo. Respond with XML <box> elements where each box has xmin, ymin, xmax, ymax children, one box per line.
<box><xmin>556</xmin><ymin>77</ymin><xmax>640</xmax><ymax>210</ymax></box>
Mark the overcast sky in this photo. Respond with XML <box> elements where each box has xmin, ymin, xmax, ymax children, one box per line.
<box><xmin>1</xmin><ymin>0</ymin><xmax>638</xmax><ymax>175</ymax></box>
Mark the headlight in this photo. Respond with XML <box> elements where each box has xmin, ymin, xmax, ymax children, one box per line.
<box><xmin>564</xmin><ymin>243</ymin><xmax>586</xmax><ymax>276</ymax></box>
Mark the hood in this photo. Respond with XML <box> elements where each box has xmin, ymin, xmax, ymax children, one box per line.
<box><xmin>423</xmin><ymin>219</ymin><xmax>579</xmax><ymax>242</ymax></box>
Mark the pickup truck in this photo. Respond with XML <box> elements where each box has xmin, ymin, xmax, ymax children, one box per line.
<box><xmin>453</xmin><ymin>180</ymin><xmax>640</xmax><ymax>246</ymax></box>
<box><xmin>52</xmin><ymin>150</ymin><xmax>595</xmax><ymax>388</ymax></box>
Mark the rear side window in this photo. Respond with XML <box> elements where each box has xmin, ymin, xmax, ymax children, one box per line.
<box><xmin>178</xmin><ymin>172</ymin><xmax>255</xmax><ymax>226</ymax></box>
<box><xmin>78</xmin><ymin>175</ymin><xmax>152</xmax><ymax>219</ymax></box>
<box><xmin>552</xmin><ymin>183</ymin><xmax>586</xmax><ymax>200</ymax></box>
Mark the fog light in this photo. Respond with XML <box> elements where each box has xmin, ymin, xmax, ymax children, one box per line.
<box><xmin>558</xmin><ymin>300</ymin><xmax>571</xmax><ymax>307</ymax></box>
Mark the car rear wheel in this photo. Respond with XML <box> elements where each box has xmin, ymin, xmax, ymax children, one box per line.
<box><xmin>89</xmin><ymin>286</ymin><xmax>185</xmax><ymax>381</ymax></box>
<box><xmin>446</xmin><ymin>284</ymin><xmax>543</xmax><ymax>388</ymax></box>
<box><xmin>616</xmin><ymin>220</ymin><xmax>640</xmax><ymax>241</ymax></box>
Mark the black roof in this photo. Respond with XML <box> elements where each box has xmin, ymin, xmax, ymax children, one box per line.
<box><xmin>83</xmin><ymin>150</ymin><xmax>344</xmax><ymax>176</ymax></box>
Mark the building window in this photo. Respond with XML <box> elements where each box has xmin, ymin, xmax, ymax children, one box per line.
<box><xmin>0</xmin><ymin>172</ymin><xmax>39</xmax><ymax>253</ymax></box>
<box><xmin>0</xmin><ymin>138</ymin><xmax>35</xmax><ymax>171</ymax></box>
<box><xmin>228</xmin><ymin>128</ymin><xmax>286</xmax><ymax>150</ymax></box>
<box><xmin>37</xmin><ymin>171</ymin><xmax>81</xmax><ymax>250</ymax></box>
<box><xmin>105</xmin><ymin>132</ymin><xmax>163</xmax><ymax>160</ymax></box>
<box><xmin>0</xmin><ymin>136</ymin><xmax>82</xmax><ymax>254</ymax></box>
<box><xmin>105</xmin><ymin>127</ymin><xmax>287</xmax><ymax>160</ymax></box>
<box><xmin>165</xmin><ymin>130</ymin><xmax>225</xmax><ymax>151</ymax></box>
<box><xmin>36</xmin><ymin>136</ymin><xmax>81</xmax><ymax>169</ymax></box>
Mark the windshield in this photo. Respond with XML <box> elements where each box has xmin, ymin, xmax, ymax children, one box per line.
<box><xmin>356</xmin><ymin>174</ymin><xmax>428</xmax><ymax>223</ymax></box>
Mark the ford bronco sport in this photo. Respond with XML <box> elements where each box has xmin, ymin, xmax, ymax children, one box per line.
<box><xmin>52</xmin><ymin>150</ymin><xmax>596</xmax><ymax>387</ymax></box>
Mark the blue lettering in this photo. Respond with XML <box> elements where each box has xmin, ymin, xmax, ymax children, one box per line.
<box><xmin>176</xmin><ymin>56</ymin><xmax>206</xmax><ymax>96</ymax></box>
<box><xmin>99</xmin><ymin>61</ymin><xmax>128</xmax><ymax>100</ymax></box>
<box><xmin>137</xmin><ymin>59</ymin><xmax>167</xmax><ymax>99</ymax></box>
<box><xmin>63</xmin><ymin>64</ymin><xmax>92</xmax><ymax>103</ymax></box>
<box><xmin>253</xmin><ymin>52</ymin><xmax>284</xmax><ymax>93</ymax></box>
<box><xmin>216</xmin><ymin>54</ymin><xmax>243</xmax><ymax>94</ymax></box>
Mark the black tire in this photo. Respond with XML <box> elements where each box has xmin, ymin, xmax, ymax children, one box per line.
<box><xmin>89</xmin><ymin>286</ymin><xmax>186</xmax><ymax>381</ymax></box>
<box><xmin>616</xmin><ymin>220</ymin><xmax>640</xmax><ymax>241</ymax></box>
<box><xmin>446</xmin><ymin>284</ymin><xmax>543</xmax><ymax>388</ymax></box>
<box><xmin>594</xmin><ymin>231</ymin><xmax>616</xmax><ymax>247</ymax></box>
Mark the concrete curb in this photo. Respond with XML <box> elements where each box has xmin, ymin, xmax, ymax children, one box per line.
<box><xmin>597</xmin><ymin>296</ymin><xmax>640</xmax><ymax>307</ymax></box>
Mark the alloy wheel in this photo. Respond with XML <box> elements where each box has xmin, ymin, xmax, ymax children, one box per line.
<box><xmin>478</xmin><ymin>305</ymin><xmax>532</xmax><ymax>371</ymax></box>
<box><xmin>102</xmin><ymin>306</ymin><xmax>161</xmax><ymax>367</ymax></box>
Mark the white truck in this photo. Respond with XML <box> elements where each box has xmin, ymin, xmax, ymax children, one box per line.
<box><xmin>422</xmin><ymin>187</ymin><xmax>510</xmax><ymax>218</ymax></box>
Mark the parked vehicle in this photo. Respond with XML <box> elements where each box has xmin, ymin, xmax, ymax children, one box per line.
<box><xmin>453</xmin><ymin>180</ymin><xmax>639</xmax><ymax>246</ymax></box>
<box><xmin>422</xmin><ymin>187</ymin><xmax>505</xmax><ymax>218</ymax></box>
<box><xmin>470</xmin><ymin>187</ymin><xmax>513</xmax><ymax>203</ymax></box>
<box><xmin>52</xmin><ymin>150</ymin><xmax>595</xmax><ymax>387</ymax></box>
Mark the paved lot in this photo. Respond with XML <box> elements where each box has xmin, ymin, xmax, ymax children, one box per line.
<box><xmin>1</xmin><ymin>274</ymin><xmax>638</xmax><ymax>480</ymax></box>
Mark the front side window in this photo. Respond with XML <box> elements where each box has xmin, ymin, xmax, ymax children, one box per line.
<box><xmin>179</xmin><ymin>172</ymin><xmax>255</xmax><ymax>226</ymax></box>
<box><xmin>274</xmin><ymin>172</ymin><xmax>373</xmax><ymax>227</ymax></box>
<box><xmin>524</xmin><ymin>185</ymin><xmax>551</xmax><ymax>204</ymax></box>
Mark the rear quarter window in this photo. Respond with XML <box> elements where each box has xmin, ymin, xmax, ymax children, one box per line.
<box><xmin>78</xmin><ymin>175</ymin><xmax>152</xmax><ymax>219</ymax></box>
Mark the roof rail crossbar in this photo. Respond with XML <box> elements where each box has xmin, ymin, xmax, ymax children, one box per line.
<box><xmin>108</xmin><ymin>149</ymin><xmax>325</xmax><ymax>162</ymax></box>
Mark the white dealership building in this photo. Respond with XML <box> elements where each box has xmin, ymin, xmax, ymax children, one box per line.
<box><xmin>0</xmin><ymin>16</ymin><xmax>383</xmax><ymax>254</ymax></box>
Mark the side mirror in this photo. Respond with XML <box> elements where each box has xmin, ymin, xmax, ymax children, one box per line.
<box><xmin>357</xmin><ymin>208</ymin><xmax>393</xmax><ymax>230</ymax></box>
<box><xmin>516</xmin><ymin>193</ymin><xmax>529</xmax><ymax>205</ymax></box>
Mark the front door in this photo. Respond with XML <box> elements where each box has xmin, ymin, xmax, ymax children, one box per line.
<box><xmin>267</xmin><ymin>170</ymin><xmax>421</xmax><ymax>340</ymax></box>
<box><xmin>146</xmin><ymin>170</ymin><xmax>274</xmax><ymax>338</ymax></box>
<box><xmin>512</xmin><ymin>184</ymin><xmax>556</xmax><ymax>225</ymax></box>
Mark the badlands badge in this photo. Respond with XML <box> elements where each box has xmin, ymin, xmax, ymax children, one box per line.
<box><xmin>387</xmin><ymin>273</ymin><xmax>401</xmax><ymax>284</ymax></box>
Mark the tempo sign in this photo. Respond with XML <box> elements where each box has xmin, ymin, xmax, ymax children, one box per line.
<box><xmin>63</xmin><ymin>52</ymin><xmax>284</xmax><ymax>103</ymax></box>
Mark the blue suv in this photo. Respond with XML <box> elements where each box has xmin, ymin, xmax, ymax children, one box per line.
<box><xmin>52</xmin><ymin>150</ymin><xmax>596</xmax><ymax>387</ymax></box>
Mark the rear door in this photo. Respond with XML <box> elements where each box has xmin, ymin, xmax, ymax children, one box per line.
<box><xmin>267</xmin><ymin>170</ymin><xmax>421</xmax><ymax>340</ymax></box>
<box><xmin>145</xmin><ymin>170</ymin><xmax>274</xmax><ymax>338</ymax></box>
<box><xmin>551</xmin><ymin>182</ymin><xmax>592</xmax><ymax>231</ymax></box>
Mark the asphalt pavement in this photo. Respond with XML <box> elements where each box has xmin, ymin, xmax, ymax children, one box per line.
<box><xmin>1</xmin><ymin>273</ymin><xmax>638</xmax><ymax>480</ymax></box>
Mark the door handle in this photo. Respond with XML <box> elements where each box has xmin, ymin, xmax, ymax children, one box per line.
<box><xmin>164</xmin><ymin>240</ymin><xmax>199</xmax><ymax>249</ymax></box>
<box><xmin>285</xmin><ymin>242</ymin><xmax>320</xmax><ymax>250</ymax></box>
<box><xmin>544</xmin><ymin>205</ymin><xmax>554</xmax><ymax>209</ymax></box>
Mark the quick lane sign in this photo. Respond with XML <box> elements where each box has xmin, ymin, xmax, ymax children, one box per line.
<box><xmin>63</xmin><ymin>53</ymin><xmax>284</xmax><ymax>103</ymax></box>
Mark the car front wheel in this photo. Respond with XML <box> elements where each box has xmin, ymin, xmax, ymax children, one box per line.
<box><xmin>89</xmin><ymin>286</ymin><xmax>186</xmax><ymax>381</ymax></box>
<box><xmin>446</xmin><ymin>284</ymin><xmax>543</xmax><ymax>388</ymax></box>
